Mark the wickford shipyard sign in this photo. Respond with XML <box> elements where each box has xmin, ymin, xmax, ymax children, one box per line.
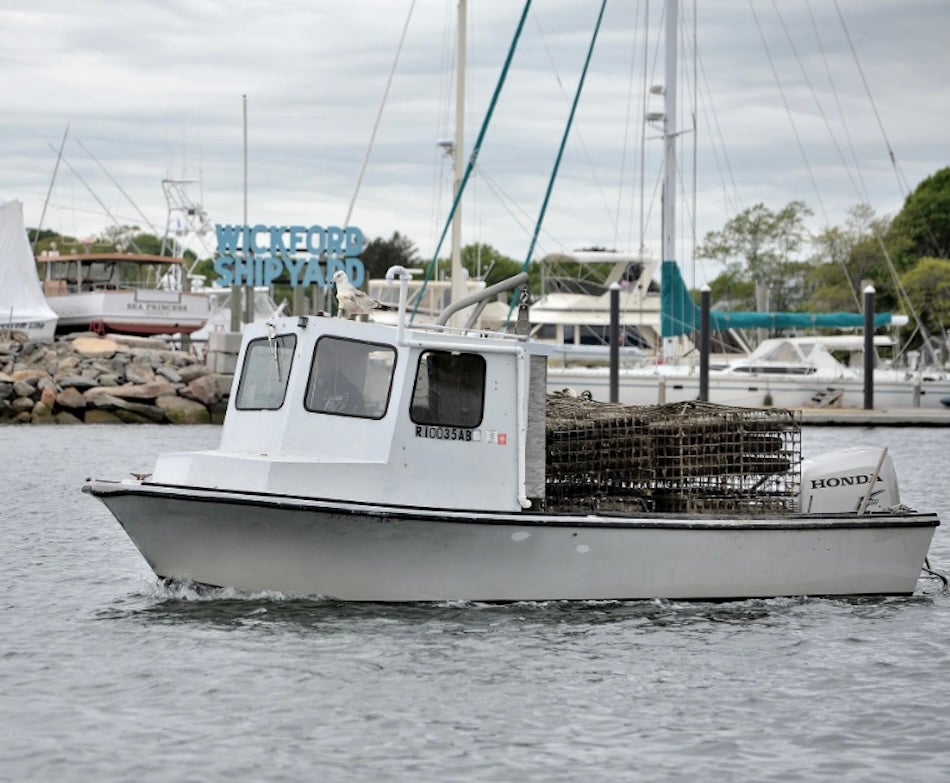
<box><xmin>212</xmin><ymin>224</ymin><xmax>367</xmax><ymax>287</ymax></box>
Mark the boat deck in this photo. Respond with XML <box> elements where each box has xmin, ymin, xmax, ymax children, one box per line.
<box><xmin>793</xmin><ymin>407</ymin><xmax>950</xmax><ymax>427</ymax></box>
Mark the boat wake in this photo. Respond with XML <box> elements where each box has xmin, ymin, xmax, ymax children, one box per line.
<box><xmin>145</xmin><ymin>577</ymin><xmax>311</xmax><ymax>604</ymax></box>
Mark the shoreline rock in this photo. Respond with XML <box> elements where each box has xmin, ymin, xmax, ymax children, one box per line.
<box><xmin>0</xmin><ymin>330</ymin><xmax>232</xmax><ymax>425</ymax></box>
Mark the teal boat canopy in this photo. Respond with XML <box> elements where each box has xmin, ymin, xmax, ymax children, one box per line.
<box><xmin>660</xmin><ymin>261</ymin><xmax>893</xmax><ymax>338</ymax></box>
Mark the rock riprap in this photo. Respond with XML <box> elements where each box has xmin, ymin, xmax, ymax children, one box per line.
<box><xmin>0</xmin><ymin>330</ymin><xmax>232</xmax><ymax>425</ymax></box>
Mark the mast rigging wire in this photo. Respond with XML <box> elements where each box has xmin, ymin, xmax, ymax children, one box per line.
<box><xmin>748</xmin><ymin>0</ymin><xmax>830</xmax><ymax>228</ymax></box>
<box><xmin>76</xmin><ymin>138</ymin><xmax>160</xmax><ymax>237</ymax></box>
<box><xmin>531</xmin><ymin>11</ymin><xmax>618</xmax><ymax>248</ymax></box>
<box><xmin>34</xmin><ymin>124</ymin><xmax>69</xmax><ymax>251</ymax></box>
<box><xmin>616</xmin><ymin>1</ymin><xmax>644</xmax><ymax>254</ymax></box>
<box><xmin>45</xmin><ymin>144</ymin><xmax>144</xmax><ymax>255</ymax></box>
<box><xmin>343</xmin><ymin>0</ymin><xmax>417</xmax><ymax>231</ymax></box>
<box><xmin>505</xmin><ymin>0</ymin><xmax>609</xmax><ymax>324</ymax></box>
<box><xmin>772</xmin><ymin>0</ymin><xmax>860</xmax><ymax>308</ymax></box>
<box><xmin>637</xmin><ymin>0</ymin><xmax>650</xmax><ymax>257</ymax></box>
<box><xmin>412</xmin><ymin>0</ymin><xmax>534</xmax><ymax>323</ymax></box>
<box><xmin>829</xmin><ymin>3</ymin><xmax>944</xmax><ymax>262</ymax></box>
<box><xmin>823</xmin><ymin>3</ymin><xmax>933</xmax><ymax>347</ymax></box>
<box><xmin>520</xmin><ymin>0</ymin><xmax>610</xmax><ymax>274</ymax></box>
<box><xmin>832</xmin><ymin>0</ymin><xmax>911</xmax><ymax>198</ymax></box>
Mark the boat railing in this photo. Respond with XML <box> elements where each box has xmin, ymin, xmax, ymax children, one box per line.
<box><xmin>435</xmin><ymin>272</ymin><xmax>529</xmax><ymax>329</ymax></box>
<box><xmin>384</xmin><ymin>266</ymin><xmax>530</xmax><ymax>345</ymax></box>
<box><xmin>405</xmin><ymin>319</ymin><xmax>529</xmax><ymax>344</ymax></box>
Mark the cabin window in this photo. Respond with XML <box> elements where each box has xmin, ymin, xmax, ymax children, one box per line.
<box><xmin>305</xmin><ymin>336</ymin><xmax>396</xmax><ymax>419</ymax></box>
<box><xmin>760</xmin><ymin>342</ymin><xmax>801</xmax><ymax>363</ymax></box>
<box><xmin>235</xmin><ymin>334</ymin><xmax>297</xmax><ymax>410</ymax></box>
<box><xmin>410</xmin><ymin>351</ymin><xmax>486</xmax><ymax>428</ymax></box>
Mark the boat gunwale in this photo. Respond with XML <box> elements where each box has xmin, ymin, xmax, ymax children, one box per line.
<box><xmin>83</xmin><ymin>480</ymin><xmax>940</xmax><ymax>532</ymax></box>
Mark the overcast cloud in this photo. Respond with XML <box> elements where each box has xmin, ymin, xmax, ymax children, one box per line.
<box><xmin>1</xmin><ymin>0</ymin><xmax>947</xmax><ymax>284</ymax></box>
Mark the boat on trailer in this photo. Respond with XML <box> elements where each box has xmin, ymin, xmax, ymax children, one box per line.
<box><xmin>38</xmin><ymin>252</ymin><xmax>210</xmax><ymax>336</ymax></box>
<box><xmin>84</xmin><ymin>269</ymin><xmax>939</xmax><ymax>602</ymax></box>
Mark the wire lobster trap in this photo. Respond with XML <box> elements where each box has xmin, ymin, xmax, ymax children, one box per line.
<box><xmin>545</xmin><ymin>397</ymin><xmax>801</xmax><ymax>514</ymax></box>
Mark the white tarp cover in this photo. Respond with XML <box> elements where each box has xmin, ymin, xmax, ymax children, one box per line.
<box><xmin>0</xmin><ymin>199</ymin><xmax>58</xmax><ymax>333</ymax></box>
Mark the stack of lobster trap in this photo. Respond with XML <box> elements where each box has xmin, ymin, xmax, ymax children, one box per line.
<box><xmin>544</xmin><ymin>396</ymin><xmax>802</xmax><ymax>514</ymax></box>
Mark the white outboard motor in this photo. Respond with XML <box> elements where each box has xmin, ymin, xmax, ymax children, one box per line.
<box><xmin>800</xmin><ymin>447</ymin><xmax>900</xmax><ymax>514</ymax></box>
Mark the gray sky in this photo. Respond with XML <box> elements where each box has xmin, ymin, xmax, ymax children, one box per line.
<box><xmin>1</xmin><ymin>0</ymin><xmax>947</xmax><ymax>284</ymax></box>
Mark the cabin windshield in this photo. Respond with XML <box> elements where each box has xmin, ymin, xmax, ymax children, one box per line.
<box><xmin>44</xmin><ymin>258</ymin><xmax>171</xmax><ymax>291</ymax></box>
<box><xmin>756</xmin><ymin>341</ymin><xmax>803</xmax><ymax>363</ymax></box>
<box><xmin>305</xmin><ymin>336</ymin><xmax>396</xmax><ymax>419</ymax></box>
<box><xmin>410</xmin><ymin>351</ymin><xmax>486</xmax><ymax>428</ymax></box>
<box><xmin>235</xmin><ymin>335</ymin><xmax>297</xmax><ymax>410</ymax></box>
<box><xmin>45</xmin><ymin>260</ymin><xmax>118</xmax><ymax>288</ymax></box>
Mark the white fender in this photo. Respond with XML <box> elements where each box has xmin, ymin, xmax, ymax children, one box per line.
<box><xmin>800</xmin><ymin>447</ymin><xmax>900</xmax><ymax>514</ymax></box>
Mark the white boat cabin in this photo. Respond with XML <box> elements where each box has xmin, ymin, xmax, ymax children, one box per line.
<box><xmin>151</xmin><ymin>311</ymin><xmax>549</xmax><ymax>513</ymax></box>
<box><xmin>721</xmin><ymin>335</ymin><xmax>898</xmax><ymax>378</ymax></box>
<box><xmin>38</xmin><ymin>252</ymin><xmax>189</xmax><ymax>294</ymax></box>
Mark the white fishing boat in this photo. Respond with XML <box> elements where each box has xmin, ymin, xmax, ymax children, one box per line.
<box><xmin>83</xmin><ymin>268</ymin><xmax>939</xmax><ymax>601</ymax></box>
<box><xmin>0</xmin><ymin>199</ymin><xmax>58</xmax><ymax>341</ymax></box>
<box><xmin>38</xmin><ymin>251</ymin><xmax>210</xmax><ymax>336</ymax></box>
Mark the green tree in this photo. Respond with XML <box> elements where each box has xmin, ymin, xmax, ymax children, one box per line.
<box><xmin>459</xmin><ymin>243</ymin><xmax>540</xmax><ymax>291</ymax></box>
<box><xmin>900</xmin><ymin>256</ymin><xmax>950</xmax><ymax>338</ymax></box>
<box><xmin>97</xmin><ymin>224</ymin><xmax>148</xmax><ymax>253</ymax></box>
<box><xmin>360</xmin><ymin>232</ymin><xmax>420</xmax><ymax>280</ymax></box>
<box><xmin>809</xmin><ymin>212</ymin><xmax>863</xmax><ymax>311</ymax></box>
<box><xmin>26</xmin><ymin>227</ymin><xmax>58</xmax><ymax>247</ymax></box>
<box><xmin>812</xmin><ymin>205</ymin><xmax>913</xmax><ymax>314</ymax></box>
<box><xmin>698</xmin><ymin>201</ymin><xmax>813</xmax><ymax>310</ymax></box>
<box><xmin>190</xmin><ymin>257</ymin><xmax>218</xmax><ymax>285</ymax></box>
<box><xmin>705</xmin><ymin>269</ymin><xmax>756</xmax><ymax>310</ymax></box>
<box><xmin>28</xmin><ymin>229</ymin><xmax>67</xmax><ymax>259</ymax></box>
<box><xmin>892</xmin><ymin>167</ymin><xmax>950</xmax><ymax>263</ymax></box>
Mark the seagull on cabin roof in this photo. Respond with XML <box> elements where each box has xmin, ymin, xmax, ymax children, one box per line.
<box><xmin>332</xmin><ymin>269</ymin><xmax>385</xmax><ymax>318</ymax></box>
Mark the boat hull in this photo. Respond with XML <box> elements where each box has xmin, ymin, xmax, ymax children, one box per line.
<box><xmin>2</xmin><ymin>315</ymin><xmax>58</xmax><ymax>342</ymax></box>
<box><xmin>86</xmin><ymin>482</ymin><xmax>938</xmax><ymax>602</ymax></box>
<box><xmin>47</xmin><ymin>289</ymin><xmax>210</xmax><ymax>336</ymax></box>
<box><xmin>547</xmin><ymin>368</ymin><xmax>950</xmax><ymax>410</ymax></box>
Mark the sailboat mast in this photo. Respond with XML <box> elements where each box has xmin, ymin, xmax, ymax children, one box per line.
<box><xmin>662</xmin><ymin>0</ymin><xmax>677</xmax><ymax>273</ymax></box>
<box><xmin>450</xmin><ymin>0</ymin><xmax>467</xmax><ymax>311</ymax></box>
<box><xmin>662</xmin><ymin>0</ymin><xmax>678</xmax><ymax>360</ymax></box>
<box><xmin>33</xmin><ymin>123</ymin><xmax>69</xmax><ymax>252</ymax></box>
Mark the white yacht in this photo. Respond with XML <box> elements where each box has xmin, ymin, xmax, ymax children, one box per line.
<box><xmin>38</xmin><ymin>252</ymin><xmax>209</xmax><ymax>337</ymax></box>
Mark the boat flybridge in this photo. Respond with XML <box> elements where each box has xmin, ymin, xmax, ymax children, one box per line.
<box><xmin>85</xmin><ymin>268</ymin><xmax>940</xmax><ymax>602</ymax></box>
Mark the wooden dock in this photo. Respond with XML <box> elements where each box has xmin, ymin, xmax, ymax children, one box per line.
<box><xmin>792</xmin><ymin>407</ymin><xmax>950</xmax><ymax>427</ymax></box>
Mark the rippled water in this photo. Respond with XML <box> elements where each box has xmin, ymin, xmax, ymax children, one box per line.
<box><xmin>2</xmin><ymin>424</ymin><xmax>950</xmax><ymax>782</ymax></box>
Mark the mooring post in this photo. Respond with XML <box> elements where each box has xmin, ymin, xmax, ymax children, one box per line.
<box><xmin>699</xmin><ymin>284</ymin><xmax>710</xmax><ymax>402</ymax></box>
<box><xmin>864</xmin><ymin>284</ymin><xmax>875</xmax><ymax>410</ymax></box>
<box><xmin>609</xmin><ymin>282</ymin><xmax>620</xmax><ymax>403</ymax></box>
<box><xmin>230</xmin><ymin>272</ymin><xmax>241</xmax><ymax>332</ymax></box>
